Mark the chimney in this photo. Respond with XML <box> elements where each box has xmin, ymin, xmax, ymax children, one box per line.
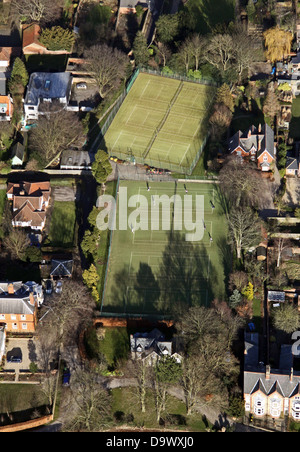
<box><xmin>29</xmin><ymin>292</ymin><xmax>35</xmax><ymax>306</ymax></box>
<box><xmin>266</xmin><ymin>364</ymin><xmax>271</xmax><ymax>380</ymax></box>
<box><xmin>7</xmin><ymin>284</ymin><xmax>14</xmax><ymax>294</ymax></box>
<box><xmin>258</xmin><ymin>123</ymin><xmax>261</xmax><ymax>133</ymax></box>
<box><xmin>247</xmin><ymin>129</ymin><xmax>251</xmax><ymax>138</ymax></box>
<box><xmin>258</xmin><ymin>138</ymin><xmax>261</xmax><ymax>151</ymax></box>
<box><xmin>290</xmin><ymin>367</ymin><xmax>294</xmax><ymax>382</ymax></box>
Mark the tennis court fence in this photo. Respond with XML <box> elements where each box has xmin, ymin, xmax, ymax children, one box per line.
<box><xmin>93</xmin><ymin>67</ymin><xmax>218</xmax><ymax>174</ymax></box>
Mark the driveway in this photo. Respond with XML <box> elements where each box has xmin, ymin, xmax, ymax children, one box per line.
<box><xmin>5</xmin><ymin>337</ymin><xmax>39</xmax><ymax>372</ymax></box>
<box><xmin>283</xmin><ymin>177</ymin><xmax>300</xmax><ymax>207</ymax></box>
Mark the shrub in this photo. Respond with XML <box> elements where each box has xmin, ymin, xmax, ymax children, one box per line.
<box><xmin>39</xmin><ymin>26</ymin><xmax>75</xmax><ymax>52</ymax></box>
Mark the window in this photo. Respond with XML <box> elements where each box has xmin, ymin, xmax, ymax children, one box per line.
<box><xmin>22</xmin><ymin>323</ymin><xmax>27</xmax><ymax>330</ymax></box>
<box><xmin>0</xmin><ymin>314</ymin><xmax>5</xmax><ymax>320</ymax></box>
<box><xmin>263</xmin><ymin>155</ymin><xmax>268</xmax><ymax>162</ymax></box>
<box><xmin>12</xmin><ymin>323</ymin><xmax>17</xmax><ymax>329</ymax></box>
<box><xmin>254</xmin><ymin>397</ymin><xmax>265</xmax><ymax>416</ymax></box>
<box><xmin>21</xmin><ymin>315</ymin><xmax>26</xmax><ymax>321</ymax></box>
<box><xmin>11</xmin><ymin>314</ymin><xmax>16</xmax><ymax>320</ymax></box>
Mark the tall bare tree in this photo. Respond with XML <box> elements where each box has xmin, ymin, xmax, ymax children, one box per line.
<box><xmin>63</xmin><ymin>366</ymin><xmax>112</xmax><ymax>432</ymax></box>
<box><xmin>227</xmin><ymin>207</ymin><xmax>262</xmax><ymax>259</ymax></box>
<box><xmin>84</xmin><ymin>44</ymin><xmax>128</xmax><ymax>99</ymax></box>
<box><xmin>39</xmin><ymin>279</ymin><xmax>95</xmax><ymax>349</ymax></box>
<box><xmin>3</xmin><ymin>229</ymin><xmax>30</xmax><ymax>260</ymax></box>
<box><xmin>204</xmin><ymin>33</ymin><xmax>236</xmax><ymax>74</ymax></box>
<box><xmin>11</xmin><ymin>0</ymin><xmax>62</xmax><ymax>25</ymax></box>
<box><xmin>219</xmin><ymin>156</ymin><xmax>269</xmax><ymax>210</ymax></box>
<box><xmin>29</xmin><ymin>109</ymin><xmax>86</xmax><ymax>166</ymax></box>
<box><xmin>177</xmin><ymin>306</ymin><xmax>240</xmax><ymax>412</ymax></box>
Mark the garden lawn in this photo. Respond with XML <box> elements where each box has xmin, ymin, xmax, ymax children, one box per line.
<box><xmin>0</xmin><ymin>189</ymin><xmax>6</xmax><ymax>238</ymax></box>
<box><xmin>0</xmin><ymin>384</ymin><xmax>48</xmax><ymax>425</ymax></box>
<box><xmin>111</xmin><ymin>386</ymin><xmax>212</xmax><ymax>431</ymax></box>
<box><xmin>289</xmin><ymin>95</ymin><xmax>300</xmax><ymax>140</ymax></box>
<box><xmin>48</xmin><ymin>201</ymin><xmax>76</xmax><ymax>248</ymax></box>
<box><xmin>183</xmin><ymin>0</ymin><xmax>236</xmax><ymax>34</ymax></box>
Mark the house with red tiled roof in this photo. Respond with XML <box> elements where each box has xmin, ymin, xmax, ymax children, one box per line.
<box><xmin>228</xmin><ymin>123</ymin><xmax>276</xmax><ymax>172</ymax></box>
<box><xmin>22</xmin><ymin>23</ymin><xmax>47</xmax><ymax>55</ymax></box>
<box><xmin>22</xmin><ymin>23</ymin><xmax>72</xmax><ymax>55</ymax></box>
<box><xmin>7</xmin><ymin>181</ymin><xmax>51</xmax><ymax>231</ymax></box>
<box><xmin>0</xmin><ymin>47</ymin><xmax>21</xmax><ymax>68</ymax></box>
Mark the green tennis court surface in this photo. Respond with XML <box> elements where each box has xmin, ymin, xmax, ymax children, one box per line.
<box><xmin>101</xmin><ymin>180</ymin><xmax>229</xmax><ymax>316</ymax></box>
<box><xmin>102</xmin><ymin>73</ymin><xmax>216</xmax><ymax>174</ymax></box>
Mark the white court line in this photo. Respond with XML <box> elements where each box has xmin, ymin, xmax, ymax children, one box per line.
<box><xmin>140</xmin><ymin>79</ymin><xmax>150</xmax><ymax>98</ymax></box>
<box><xmin>125</xmin><ymin>105</ymin><xmax>136</xmax><ymax>125</ymax></box>
<box><xmin>180</xmin><ymin>144</ymin><xmax>191</xmax><ymax>165</ymax></box>
<box><xmin>112</xmin><ymin>130</ymin><xmax>122</xmax><ymax>150</ymax></box>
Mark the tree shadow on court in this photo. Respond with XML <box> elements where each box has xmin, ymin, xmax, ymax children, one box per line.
<box><xmin>109</xmin><ymin>264</ymin><xmax>161</xmax><ymax>314</ymax></box>
<box><xmin>156</xmin><ymin>231</ymin><xmax>218</xmax><ymax>319</ymax></box>
<box><xmin>215</xmin><ymin>235</ymin><xmax>232</xmax><ymax>298</ymax></box>
<box><xmin>134</xmin><ymin>262</ymin><xmax>160</xmax><ymax>306</ymax></box>
<box><xmin>109</xmin><ymin>268</ymin><xmax>129</xmax><ymax>313</ymax></box>
<box><xmin>214</xmin><ymin>183</ymin><xmax>230</xmax><ymax>217</ymax></box>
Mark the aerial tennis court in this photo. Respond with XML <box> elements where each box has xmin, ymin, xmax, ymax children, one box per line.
<box><xmin>100</xmin><ymin>180</ymin><xmax>229</xmax><ymax>316</ymax></box>
<box><xmin>102</xmin><ymin>72</ymin><xmax>216</xmax><ymax>173</ymax></box>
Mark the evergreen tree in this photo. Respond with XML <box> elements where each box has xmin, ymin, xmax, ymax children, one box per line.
<box><xmin>39</xmin><ymin>26</ymin><xmax>75</xmax><ymax>52</ymax></box>
<box><xmin>8</xmin><ymin>57</ymin><xmax>29</xmax><ymax>97</ymax></box>
<box><xmin>133</xmin><ymin>31</ymin><xmax>149</xmax><ymax>67</ymax></box>
<box><xmin>91</xmin><ymin>149</ymin><xmax>113</xmax><ymax>184</ymax></box>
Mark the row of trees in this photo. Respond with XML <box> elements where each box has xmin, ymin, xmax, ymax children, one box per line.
<box><xmin>132</xmin><ymin>22</ymin><xmax>257</xmax><ymax>86</ymax></box>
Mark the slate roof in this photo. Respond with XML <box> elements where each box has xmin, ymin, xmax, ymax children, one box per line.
<box><xmin>0</xmin><ymin>281</ymin><xmax>41</xmax><ymax>315</ymax></box>
<box><xmin>228</xmin><ymin>123</ymin><xmax>275</xmax><ymax>158</ymax></box>
<box><xmin>50</xmin><ymin>259</ymin><xmax>73</xmax><ymax>277</ymax></box>
<box><xmin>130</xmin><ymin>328</ymin><xmax>173</xmax><ymax>356</ymax></box>
<box><xmin>286</xmin><ymin>156</ymin><xmax>298</xmax><ymax>170</ymax></box>
<box><xmin>60</xmin><ymin>150</ymin><xmax>94</xmax><ymax>169</ymax></box>
<box><xmin>0</xmin><ymin>298</ymin><xmax>35</xmax><ymax>315</ymax></box>
<box><xmin>244</xmin><ymin>370</ymin><xmax>300</xmax><ymax>398</ymax></box>
<box><xmin>24</xmin><ymin>72</ymin><xmax>72</xmax><ymax>106</ymax></box>
<box><xmin>11</xmin><ymin>142</ymin><xmax>25</xmax><ymax>164</ymax></box>
<box><xmin>244</xmin><ymin>332</ymin><xmax>259</xmax><ymax>370</ymax></box>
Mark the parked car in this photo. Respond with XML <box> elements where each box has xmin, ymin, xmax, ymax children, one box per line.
<box><xmin>55</xmin><ymin>280</ymin><xmax>62</xmax><ymax>294</ymax></box>
<box><xmin>62</xmin><ymin>368</ymin><xmax>71</xmax><ymax>386</ymax></box>
<box><xmin>45</xmin><ymin>280</ymin><xmax>52</xmax><ymax>294</ymax></box>
<box><xmin>7</xmin><ymin>356</ymin><xmax>22</xmax><ymax>363</ymax></box>
<box><xmin>76</xmin><ymin>82</ymin><xmax>87</xmax><ymax>89</ymax></box>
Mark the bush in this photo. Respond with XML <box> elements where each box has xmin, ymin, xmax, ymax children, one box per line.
<box><xmin>39</xmin><ymin>26</ymin><xmax>75</xmax><ymax>52</ymax></box>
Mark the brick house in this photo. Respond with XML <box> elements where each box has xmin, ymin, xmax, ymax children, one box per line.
<box><xmin>7</xmin><ymin>181</ymin><xmax>51</xmax><ymax>231</ymax></box>
<box><xmin>244</xmin><ymin>332</ymin><xmax>300</xmax><ymax>422</ymax></box>
<box><xmin>0</xmin><ymin>281</ymin><xmax>43</xmax><ymax>333</ymax></box>
<box><xmin>228</xmin><ymin>123</ymin><xmax>276</xmax><ymax>172</ymax></box>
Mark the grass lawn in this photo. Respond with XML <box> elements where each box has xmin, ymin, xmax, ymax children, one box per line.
<box><xmin>111</xmin><ymin>386</ymin><xmax>212</xmax><ymax>431</ymax></box>
<box><xmin>0</xmin><ymin>384</ymin><xmax>48</xmax><ymax>425</ymax></box>
<box><xmin>102</xmin><ymin>72</ymin><xmax>216</xmax><ymax>174</ymax></box>
<box><xmin>47</xmin><ymin>201</ymin><xmax>76</xmax><ymax>248</ymax></box>
<box><xmin>182</xmin><ymin>0</ymin><xmax>236</xmax><ymax>34</ymax></box>
<box><xmin>25</xmin><ymin>54</ymin><xmax>68</xmax><ymax>73</ymax></box>
<box><xmin>101</xmin><ymin>180</ymin><xmax>230</xmax><ymax>316</ymax></box>
<box><xmin>289</xmin><ymin>95</ymin><xmax>300</xmax><ymax>140</ymax></box>
<box><xmin>0</xmin><ymin>189</ymin><xmax>6</xmax><ymax>238</ymax></box>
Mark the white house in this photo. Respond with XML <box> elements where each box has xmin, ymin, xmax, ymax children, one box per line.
<box><xmin>24</xmin><ymin>72</ymin><xmax>73</xmax><ymax>122</ymax></box>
